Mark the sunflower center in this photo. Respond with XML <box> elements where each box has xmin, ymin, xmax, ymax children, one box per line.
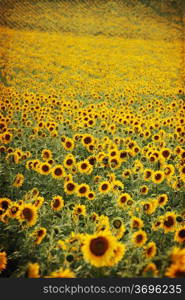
<box><xmin>113</xmin><ymin>219</ymin><xmax>122</xmax><ymax>229</ymax></box>
<box><xmin>102</xmin><ymin>184</ymin><xmax>108</xmax><ymax>191</ymax></box>
<box><xmin>90</xmin><ymin>237</ymin><xmax>109</xmax><ymax>256</ymax></box>
<box><xmin>81</xmin><ymin>163</ymin><xmax>87</xmax><ymax>169</ymax></box>
<box><xmin>79</xmin><ymin>187</ymin><xmax>86</xmax><ymax>194</ymax></box>
<box><xmin>155</xmin><ymin>173</ymin><xmax>162</xmax><ymax>180</ymax></box>
<box><xmin>159</xmin><ymin>196</ymin><xmax>165</xmax><ymax>203</ymax></box>
<box><xmin>37</xmin><ymin>230</ymin><xmax>44</xmax><ymax>237</ymax></box>
<box><xmin>84</xmin><ymin>137</ymin><xmax>91</xmax><ymax>144</ymax></box>
<box><xmin>162</xmin><ymin>150</ymin><xmax>170</xmax><ymax>158</ymax></box>
<box><xmin>66</xmin><ymin>141</ymin><xmax>72</xmax><ymax>148</ymax></box>
<box><xmin>178</xmin><ymin>229</ymin><xmax>185</xmax><ymax>238</ymax></box>
<box><xmin>66</xmin><ymin>159</ymin><xmax>73</xmax><ymax>166</ymax></box>
<box><xmin>53</xmin><ymin>199</ymin><xmax>60</xmax><ymax>208</ymax></box>
<box><xmin>42</xmin><ymin>165</ymin><xmax>49</xmax><ymax>172</ymax></box>
<box><xmin>174</xmin><ymin>271</ymin><xmax>185</xmax><ymax>278</ymax></box>
<box><xmin>146</xmin><ymin>171</ymin><xmax>151</xmax><ymax>178</ymax></box>
<box><xmin>11</xmin><ymin>207</ymin><xmax>18</xmax><ymax>214</ymax></box>
<box><xmin>164</xmin><ymin>216</ymin><xmax>174</xmax><ymax>227</ymax></box>
<box><xmin>54</xmin><ymin>168</ymin><xmax>62</xmax><ymax>176</ymax></box>
<box><xmin>23</xmin><ymin>208</ymin><xmax>33</xmax><ymax>222</ymax></box>
<box><xmin>67</xmin><ymin>183</ymin><xmax>75</xmax><ymax>191</ymax></box>
<box><xmin>2</xmin><ymin>201</ymin><xmax>9</xmax><ymax>210</ymax></box>
<box><xmin>147</xmin><ymin>247</ymin><xmax>153</xmax><ymax>256</ymax></box>
<box><xmin>120</xmin><ymin>196</ymin><xmax>127</xmax><ymax>203</ymax></box>
<box><xmin>136</xmin><ymin>234</ymin><xmax>143</xmax><ymax>243</ymax></box>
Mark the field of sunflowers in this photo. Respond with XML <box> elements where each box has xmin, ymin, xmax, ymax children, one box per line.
<box><xmin>0</xmin><ymin>0</ymin><xmax>185</xmax><ymax>278</ymax></box>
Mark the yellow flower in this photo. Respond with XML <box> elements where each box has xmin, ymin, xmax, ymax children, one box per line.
<box><xmin>12</xmin><ymin>173</ymin><xmax>24</xmax><ymax>187</ymax></box>
<box><xmin>17</xmin><ymin>203</ymin><xmax>38</xmax><ymax>227</ymax></box>
<box><xmin>46</xmin><ymin>268</ymin><xmax>75</xmax><ymax>278</ymax></box>
<box><xmin>131</xmin><ymin>216</ymin><xmax>144</xmax><ymax>229</ymax></box>
<box><xmin>51</xmin><ymin>196</ymin><xmax>64</xmax><ymax>211</ymax></box>
<box><xmin>117</xmin><ymin>193</ymin><xmax>132</xmax><ymax>208</ymax></box>
<box><xmin>98</xmin><ymin>181</ymin><xmax>112</xmax><ymax>194</ymax></box>
<box><xmin>152</xmin><ymin>170</ymin><xmax>165</xmax><ymax>184</ymax></box>
<box><xmin>51</xmin><ymin>164</ymin><xmax>65</xmax><ymax>179</ymax></box>
<box><xmin>76</xmin><ymin>183</ymin><xmax>90</xmax><ymax>198</ymax></box>
<box><xmin>162</xmin><ymin>212</ymin><xmax>176</xmax><ymax>233</ymax></box>
<box><xmin>32</xmin><ymin>227</ymin><xmax>47</xmax><ymax>245</ymax></box>
<box><xmin>0</xmin><ymin>252</ymin><xmax>7</xmax><ymax>272</ymax></box>
<box><xmin>27</xmin><ymin>263</ymin><xmax>40</xmax><ymax>278</ymax></box>
<box><xmin>132</xmin><ymin>230</ymin><xmax>147</xmax><ymax>247</ymax></box>
<box><xmin>73</xmin><ymin>204</ymin><xmax>86</xmax><ymax>217</ymax></box>
<box><xmin>144</xmin><ymin>242</ymin><xmax>157</xmax><ymax>259</ymax></box>
<box><xmin>174</xmin><ymin>226</ymin><xmax>185</xmax><ymax>243</ymax></box>
<box><xmin>38</xmin><ymin>162</ymin><xmax>51</xmax><ymax>175</ymax></box>
<box><xmin>81</xmin><ymin>231</ymin><xmax>117</xmax><ymax>267</ymax></box>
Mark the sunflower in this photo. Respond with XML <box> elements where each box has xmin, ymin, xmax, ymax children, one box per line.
<box><xmin>88</xmin><ymin>155</ymin><xmax>97</xmax><ymax>166</ymax></box>
<box><xmin>132</xmin><ymin>230</ymin><xmax>147</xmax><ymax>247</ymax></box>
<box><xmin>144</xmin><ymin>242</ymin><xmax>157</xmax><ymax>259</ymax></box>
<box><xmin>174</xmin><ymin>226</ymin><xmax>185</xmax><ymax>243</ymax></box>
<box><xmin>81</xmin><ymin>231</ymin><xmax>117</xmax><ymax>267</ymax></box>
<box><xmin>32</xmin><ymin>227</ymin><xmax>47</xmax><ymax>245</ymax></box>
<box><xmin>160</xmin><ymin>147</ymin><xmax>171</xmax><ymax>160</ymax></box>
<box><xmin>0</xmin><ymin>251</ymin><xmax>7</xmax><ymax>272</ymax></box>
<box><xmin>33</xmin><ymin>196</ymin><xmax>44</xmax><ymax>209</ymax></box>
<box><xmin>46</xmin><ymin>268</ymin><xmax>75</xmax><ymax>278</ymax></box>
<box><xmin>163</xmin><ymin>164</ymin><xmax>175</xmax><ymax>178</ymax></box>
<box><xmin>51</xmin><ymin>164</ymin><xmax>65</xmax><ymax>179</ymax></box>
<box><xmin>151</xmin><ymin>217</ymin><xmax>163</xmax><ymax>231</ymax></box>
<box><xmin>76</xmin><ymin>183</ymin><xmax>90</xmax><ymax>198</ymax></box>
<box><xmin>131</xmin><ymin>216</ymin><xmax>144</xmax><ymax>229</ymax></box>
<box><xmin>112</xmin><ymin>217</ymin><xmax>123</xmax><ymax>230</ymax></box>
<box><xmin>162</xmin><ymin>212</ymin><xmax>176</xmax><ymax>233</ymax></box>
<box><xmin>31</xmin><ymin>188</ymin><xmax>40</xmax><ymax>198</ymax></box>
<box><xmin>152</xmin><ymin>170</ymin><xmax>165</xmax><ymax>184</ymax></box>
<box><xmin>63</xmin><ymin>154</ymin><xmax>76</xmax><ymax>169</ymax></box>
<box><xmin>157</xmin><ymin>194</ymin><xmax>168</xmax><ymax>207</ymax></box>
<box><xmin>143</xmin><ymin>168</ymin><xmax>153</xmax><ymax>181</ymax></box>
<box><xmin>165</xmin><ymin>263</ymin><xmax>185</xmax><ymax>278</ymax></box>
<box><xmin>41</xmin><ymin>149</ymin><xmax>52</xmax><ymax>161</ymax></box>
<box><xmin>143</xmin><ymin>263</ymin><xmax>158</xmax><ymax>276</ymax></box>
<box><xmin>0</xmin><ymin>198</ymin><xmax>12</xmax><ymax>211</ymax></box>
<box><xmin>117</xmin><ymin>193</ymin><xmax>132</xmax><ymax>208</ymax></box>
<box><xmin>98</xmin><ymin>181</ymin><xmax>112</xmax><ymax>194</ymax></box>
<box><xmin>1</xmin><ymin>131</ymin><xmax>12</xmax><ymax>144</ymax></box>
<box><xmin>171</xmin><ymin>247</ymin><xmax>185</xmax><ymax>265</ymax></box>
<box><xmin>27</xmin><ymin>263</ymin><xmax>40</xmax><ymax>278</ymax></box>
<box><xmin>122</xmin><ymin>169</ymin><xmax>131</xmax><ymax>178</ymax></box>
<box><xmin>64</xmin><ymin>181</ymin><xmax>76</xmax><ymax>195</ymax></box>
<box><xmin>63</xmin><ymin>138</ymin><xmax>74</xmax><ymax>151</ymax></box>
<box><xmin>77</xmin><ymin>160</ymin><xmax>92</xmax><ymax>174</ymax></box>
<box><xmin>12</xmin><ymin>173</ymin><xmax>24</xmax><ymax>187</ymax></box>
<box><xmin>73</xmin><ymin>204</ymin><xmax>86</xmax><ymax>217</ymax></box>
<box><xmin>112</xmin><ymin>220</ymin><xmax>126</xmax><ymax>239</ymax></box>
<box><xmin>38</xmin><ymin>162</ymin><xmax>51</xmax><ymax>175</ymax></box>
<box><xmin>51</xmin><ymin>196</ymin><xmax>64</xmax><ymax>211</ymax></box>
<box><xmin>109</xmin><ymin>156</ymin><xmax>121</xmax><ymax>169</ymax></box>
<box><xmin>112</xmin><ymin>180</ymin><xmax>124</xmax><ymax>192</ymax></box>
<box><xmin>107</xmin><ymin>242</ymin><xmax>125</xmax><ymax>266</ymax></box>
<box><xmin>82</xmin><ymin>134</ymin><xmax>94</xmax><ymax>147</ymax></box>
<box><xmin>139</xmin><ymin>185</ymin><xmax>149</xmax><ymax>195</ymax></box>
<box><xmin>90</xmin><ymin>212</ymin><xmax>99</xmax><ymax>223</ymax></box>
<box><xmin>142</xmin><ymin>199</ymin><xmax>158</xmax><ymax>215</ymax></box>
<box><xmin>96</xmin><ymin>215</ymin><xmax>110</xmax><ymax>232</ymax></box>
<box><xmin>17</xmin><ymin>203</ymin><xmax>38</xmax><ymax>227</ymax></box>
<box><xmin>8</xmin><ymin>203</ymin><xmax>20</xmax><ymax>218</ymax></box>
<box><xmin>87</xmin><ymin>191</ymin><xmax>95</xmax><ymax>200</ymax></box>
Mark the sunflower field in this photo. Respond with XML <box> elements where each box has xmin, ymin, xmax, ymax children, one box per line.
<box><xmin>0</xmin><ymin>0</ymin><xmax>185</xmax><ymax>278</ymax></box>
